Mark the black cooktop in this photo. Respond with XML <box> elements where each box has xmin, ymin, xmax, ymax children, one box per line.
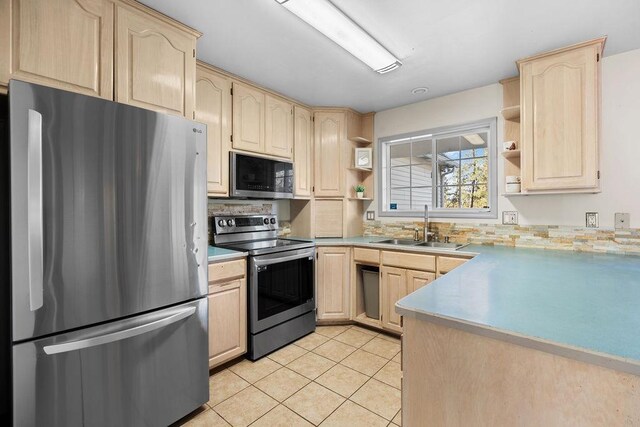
<box><xmin>217</xmin><ymin>238</ymin><xmax>315</xmax><ymax>256</ymax></box>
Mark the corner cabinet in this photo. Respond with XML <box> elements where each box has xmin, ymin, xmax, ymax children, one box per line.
<box><xmin>316</xmin><ymin>246</ymin><xmax>351</xmax><ymax>321</ymax></box>
<box><xmin>196</xmin><ymin>63</ymin><xmax>231</xmax><ymax>197</ymax></box>
<box><xmin>208</xmin><ymin>258</ymin><xmax>247</xmax><ymax>368</ymax></box>
<box><xmin>293</xmin><ymin>105</ymin><xmax>313</xmax><ymax>198</ymax></box>
<box><xmin>1</xmin><ymin>0</ymin><xmax>114</xmax><ymax>98</ymax></box>
<box><xmin>115</xmin><ymin>4</ymin><xmax>197</xmax><ymax>118</ymax></box>
<box><xmin>314</xmin><ymin>111</ymin><xmax>345</xmax><ymax>197</ymax></box>
<box><xmin>518</xmin><ymin>37</ymin><xmax>604</xmax><ymax>192</ymax></box>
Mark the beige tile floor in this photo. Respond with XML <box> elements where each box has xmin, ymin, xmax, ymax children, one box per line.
<box><xmin>178</xmin><ymin>325</ymin><xmax>402</xmax><ymax>427</ymax></box>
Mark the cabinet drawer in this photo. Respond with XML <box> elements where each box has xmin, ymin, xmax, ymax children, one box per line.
<box><xmin>208</xmin><ymin>278</ymin><xmax>241</xmax><ymax>295</ymax></box>
<box><xmin>208</xmin><ymin>259</ymin><xmax>246</xmax><ymax>284</ymax></box>
<box><xmin>353</xmin><ymin>247</ymin><xmax>380</xmax><ymax>264</ymax></box>
<box><xmin>438</xmin><ymin>257</ymin><xmax>467</xmax><ymax>274</ymax></box>
<box><xmin>381</xmin><ymin>251</ymin><xmax>435</xmax><ymax>272</ymax></box>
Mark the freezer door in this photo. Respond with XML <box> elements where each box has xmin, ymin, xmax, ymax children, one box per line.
<box><xmin>9</xmin><ymin>80</ymin><xmax>208</xmax><ymax>341</ymax></box>
<box><xmin>13</xmin><ymin>298</ymin><xmax>208</xmax><ymax>427</ymax></box>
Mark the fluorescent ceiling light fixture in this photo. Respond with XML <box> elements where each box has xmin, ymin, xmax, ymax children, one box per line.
<box><xmin>275</xmin><ymin>0</ymin><xmax>401</xmax><ymax>74</ymax></box>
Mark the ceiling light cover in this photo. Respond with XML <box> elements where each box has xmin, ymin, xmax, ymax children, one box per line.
<box><xmin>276</xmin><ymin>0</ymin><xmax>401</xmax><ymax>74</ymax></box>
<box><xmin>411</xmin><ymin>87</ymin><xmax>429</xmax><ymax>94</ymax></box>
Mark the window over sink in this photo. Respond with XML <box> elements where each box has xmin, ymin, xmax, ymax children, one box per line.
<box><xmin>378</xmin><ymin>118</ymin><xmax>497</xmax><ymax>219</ymax></box>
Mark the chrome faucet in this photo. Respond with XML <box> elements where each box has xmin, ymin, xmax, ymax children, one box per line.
<box><xmin>423</xmin><ymin>204</ymin><xmax>434</xmax><ymax>242</ymax></box>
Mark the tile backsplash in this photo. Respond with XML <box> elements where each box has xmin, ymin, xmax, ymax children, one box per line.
<box><xmin>207</xmin><ymin>201</ymin><xmax>291</xmax><ymax>239</ymax></box>
<box><xmin>364</xmin><ymin>220</ymin><xmax>640</xmax><ymax>255</ymax></box>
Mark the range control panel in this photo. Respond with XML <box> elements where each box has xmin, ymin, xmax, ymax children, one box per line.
<box><xmin>213</xmin><ymin>214</ymin><xmax>278</xmax><ymax>235</ymax></box>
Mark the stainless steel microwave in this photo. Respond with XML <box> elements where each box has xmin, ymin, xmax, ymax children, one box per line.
<box><xmin>230</xmin><ymin>152</ymin><xmax>294</xmax><ymax>199</ymax></box>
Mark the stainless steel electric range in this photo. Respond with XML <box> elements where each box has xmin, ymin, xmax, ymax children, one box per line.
<box><xmin>212</xmin><ymin>215</ymin><xmax>316</xmax><ymax>360</ymax></box>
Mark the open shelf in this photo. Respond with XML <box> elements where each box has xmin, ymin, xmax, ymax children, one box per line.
<box><xmin>348</xmin><ymin>167</ymin><xmax>373</xmax><ymax>172</ymax></box>
<box><xmin>349</xmin><ymin>136</ymin><xmax>373</xmax><ymax>144</ymax></box>
<box><xmin>501</xmin><ymin>105</ymin><xmax>521</xmax><ymax>121</ymax></box>
<box><xmin>348</xmin><ymin>197</ymin><xmax>374</xmax><ymax>201</ymax></box>
<box><xmin>501</xmin><ymin>149</ymin><xmax>521</xmax><ymax>159</ymax></box>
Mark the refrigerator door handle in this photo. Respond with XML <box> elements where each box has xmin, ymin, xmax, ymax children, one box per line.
<box><xmin>27</xmin><ymin>109</ymin><xmax>44</xmax><ymax>311</ymax></box>
<box><xmin>42</xmin><ymin>306</ymin><xmax>197</xmax><ymax>355</ymax></box>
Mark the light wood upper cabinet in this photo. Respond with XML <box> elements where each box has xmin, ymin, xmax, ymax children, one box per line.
<box><xmin>317</xmin><ymin>246</ymin><xmax>351</xmax><ymax>320</ymax></box>
<box><xmin>196</xmin><ymin>64</ymin><xmax>231</xmax><ymax>197</ymax></box>
<box><xmin>115</xmin><ymin>4</ymin><xmax>196</xmax><ymax>117</ymax></box>
<box><xmin>208</xmin><ymin>259</ymin><xmax>247</xmax><ymax>368</ymax></box>
<box><xmin>293</xmin><ymin>105</ymin><xmax>313</xmax><ymax>198</ymax></box>
<box><xmin>519</xmin><ymin>38</ymin><xmax>604</xmax><ymax>192</ymax></box>
<box><xmin>314</xmin><ymin>111</ymin><xmax>345</xmax><ymax>197</ymax></box>
<box><xmin>2</xmin><ymin>0</ymin><xmax>113</xmax><ymax>98</ymax></box>
<box><xmin>232</xmin><ymin>82</ymin><xmax>265</xmax><ymax>153</ymax></box>
<box><xmin>381</xmin><ymin>266</ymin><xmax>410</xmax><ymax>333</ymax></box>
<box><xmin>265</xmin><ymin>94</ymin><xmax>293</xmax><ymax>158</ymax></box>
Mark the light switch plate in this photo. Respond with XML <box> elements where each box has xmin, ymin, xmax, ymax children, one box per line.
<box><xmin>502</xmin><ymin>211</ymin><xmax>518</xmax><ymax>225</ymax></box>
<box><xmin>615</xmin><ymin>213</ymin><xmax>630</xmax><ymax>230</ymax></box>
<box><xmin>366</xmin><ymin>211</ymin><xmax>375</xmax><ymax>220</ymax></box>
<box><xmin>586</xmin><ymin>212</ymin><xmax>599</xmax><ymax>228</ymax></box>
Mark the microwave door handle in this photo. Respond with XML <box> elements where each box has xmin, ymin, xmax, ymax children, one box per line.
<box><xmin>42</xmin><ymin>306</ymin><xmax>197</xmax><ymax>355</ymax></box>
<box><xmin>27</xmin><ymin>109</ymin><xmax>44</xmax><ymax>311</ymax></box>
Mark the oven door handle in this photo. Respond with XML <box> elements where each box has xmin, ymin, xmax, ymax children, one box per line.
<box><xmin>253</xmin><ymin>249</ymin><xmax>315</xmax><ymax>267</ymax></box>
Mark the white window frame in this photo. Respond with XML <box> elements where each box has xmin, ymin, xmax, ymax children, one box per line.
<box><xmin>378</xmin><ymin>117</ymin><xmax>498</xmax><ymax>219</ymax></box>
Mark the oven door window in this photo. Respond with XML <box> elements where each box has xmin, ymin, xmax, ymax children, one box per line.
<box><xmin>257</xmin><ymin>256</ymin><xmax>313</xmax><ymax>321</ymax></box>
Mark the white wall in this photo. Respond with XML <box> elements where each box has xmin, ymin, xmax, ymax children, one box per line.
<box><xmin>373</xmin><ymin>48</ymin><xmax>640</xmax><ymax>228</ymax></box>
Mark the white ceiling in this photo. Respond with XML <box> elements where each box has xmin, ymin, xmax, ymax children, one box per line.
<box><xmin>141</xmin><ymin>0</ymin><xmax>640</xmax><ymax>113</ymax></box>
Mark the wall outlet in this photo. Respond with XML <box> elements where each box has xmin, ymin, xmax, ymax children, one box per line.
<box><xmin>366</xmin><ymin>211</ymin><xmax>375</xmax><ymax>220</ymax></box>
<box><xmin>585</xmin><ymin>212</ymin><xmax>599</xmax><ymax>228</ymax></box>
<box><xmin>502</xmin><ymin>211</ymin><xmax>518</xmax><ymax>225</ymax></box>
<box><xmin>615</xmin><ymin>213</ymin><xmax>630</xmax><ymax>230</ymax></box>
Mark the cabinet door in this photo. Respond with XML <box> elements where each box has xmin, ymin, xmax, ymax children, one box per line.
<box><xmin>381</xmin><ymin>266</ymin><xmax>409</xmax><ymax>333</ymax></box>
<box><xmin>115</xmin><ymin>5</ymin><xmax>196</xmax><ymax>117</ymax></box>
<box><xmin>316</xmin><ymin>247</ymin><xmax>351</xmax><ymax>320</ymax></box>
<box><xmin>196</xmin><ymin>65</ymin><xmax>231</xmax><ymax>196</ymax></box>
<box><xmin>232</xmin><ymin>82</ymin><xmax>265</xmax><ymax>153</ymax></box>
<box><xmin>265</xmin><ymin>94</ymin><xmax>293</xmax><ymax>158</ymax></box>
<box><xmin>520</xmin><ymin>45</ymin><xmax>599</xmax><ymax>191</ymax></box>
<box><xmin>5</xmin><ymin>0</ymin><xmax>113</xmax><ymax>98</ymax></box>
<box><xmin>293</xmin><ymin>105</ymin><xmax>313</xmax><ymax>198</ymax></box>
<box><xmin>406</xmin><ymin>269</ymin><xmax>435</xmax><ymax>293</ymax></box>
<box><xmin>314</xmin><ymin>112</ymin><xmax>345</xmax><ymax>197</ymax></box>
<box><xmin>208</xmin><ymin>278</ymin><xmax>247</xmax><ymax>368</ymax></box>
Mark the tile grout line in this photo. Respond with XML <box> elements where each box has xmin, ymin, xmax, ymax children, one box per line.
<box><xmin>204</xmin><ymin>325</ymin><xmax>400</xmax><ymax>426</ymax></box>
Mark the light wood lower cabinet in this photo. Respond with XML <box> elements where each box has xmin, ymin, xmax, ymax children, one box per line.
<box><xmin>2</xmin><ymin>0</ymin><xmax>114</xmax><ymax>98</ymax></box>
<box><xmin>208</xmin><ymin>259</ymin><xmax>247</xmax><ymax>368</ymax></box>
<box><xmin>196</xmin><ymin>63</ymin><xmax>231</xmax><ymax>197</ymax></box>
<box><xmin>115</xmin><ymin>4</ymin><xmax>196</xmax><ymax>117</ymax></box>
<box><xmin>381</xmin><ymin>266</ymin><xmax>436</xmax><ymax>334</ymax></box>
<box><xmin>316</xmin><ymin>246</ymin><xmax>351</xmax><ymax>321</ymax></box>
<box><xmin>381</xmin><ymin>266</ymin><xmax>409</xmax><ymax>333</ymax></box>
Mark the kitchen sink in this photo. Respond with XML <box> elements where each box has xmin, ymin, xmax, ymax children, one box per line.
<box><xmin>415</xmin><ymin>242</ymin><xmax>469</xmax><ymax>250</ymax></box>
<box><xmin>375</xmin><ymin>239</ymin><xmax>420</xmax><ymax>246</ymax></box>
<box><xmin>374</xmin><ymin>239</ymin><xmax>469</xmax><ymax>251</ymax></box>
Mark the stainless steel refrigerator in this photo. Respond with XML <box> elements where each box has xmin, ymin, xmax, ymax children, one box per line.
<box><xmin>2</xmin><ymin>80</ymin><xmax>209</xmax><ymax>426</ymax></box>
